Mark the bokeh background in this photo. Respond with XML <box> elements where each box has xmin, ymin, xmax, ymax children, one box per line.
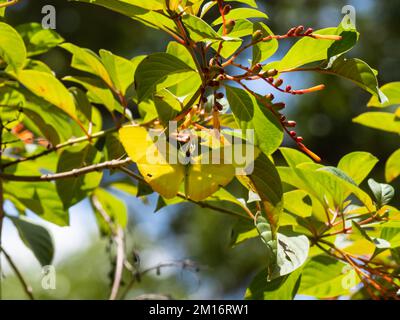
<box><xmin>1</xmin><ymin>0</ymin><xmax>399</xmax><ymax>299</ymax></box>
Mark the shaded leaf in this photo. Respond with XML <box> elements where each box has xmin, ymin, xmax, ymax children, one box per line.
<box><xmin>368</xmin><ymin>178</ymin><xmax>395</xmax><ymax>208</ymax></box>
<box><xmin>9</xmin><ymin>216</ymin><xmax>54</xmax><ymax>267</ymax></box>
<box><xmin>16</xmin><ymin>22</ymin><xmax>64</xmax><ymax>56</ymax></box>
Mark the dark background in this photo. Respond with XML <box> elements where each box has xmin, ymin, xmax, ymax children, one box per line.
<box><xmin>2</xmin><ymin>0</ymin><xmax>399</xmax><ymax>299</ymax></box>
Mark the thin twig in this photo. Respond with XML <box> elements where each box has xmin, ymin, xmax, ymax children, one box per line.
<box><xmin>0</xmin><ymin>245</ymin><xmax>35</xmax><ymax>300</ymax></box>
<box><xmin>118</xmin><ymin>166</ymin><xmax>252</xmax><ymax>220</ymax></box>
<box><xmin>0</xmin><ymin>0</ymin><xmax>19</xmax><ymax>9</ymax></box>
<box><xmin>2</xmin><ymin>127</ymin><xmax>120</xmax><ymax>169</ymax></box>
<box><xmin>92</xmin><ymin>196</ymin><xmax>125</xmax><ymax>300</ymax></box>
<box><xmin>0</xmin><ymin>158</ymin><xmax>132</xmax><ymax>182</ymax></box>
<box><xmin>119</xmin><ymin>260</ymin><xmax>200</xmax><ymax>300</ymax></box>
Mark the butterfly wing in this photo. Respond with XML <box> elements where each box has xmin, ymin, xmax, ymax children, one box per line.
<box><xmin>119</xmin><ymin>126</ymin><xmax>185</xmax><ymax>199</ymax></box>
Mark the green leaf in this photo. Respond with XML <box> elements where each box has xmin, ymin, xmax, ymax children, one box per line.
<box><xmin>368</xmin><ymin>82</ymin><xmax>400</xmax><ymax>108</ymax></box>
<box><xmin>283</xmin><ymin>190</ymin><xmax>312</xmax><ymax>218</ymax></box>
<box><xmin>91</xmin><ymin>188</ymin><xmax>128</xmax><ymax>235</ymax></box>
<box><xmin>278</xmin><ymin>165</ymin><xmax>375</xmax><ymax>212</ymax></box>
<box><xmin>0</xmin><ymin>22</ymin><xmax>26</xmax><ymax>71</ymax></box>
<box><xmin>245</xmin><ymin>268</ymin><xmax>302</xmax><ymax>300</ymax></box>
<box><xmin>116</xmin><ymin>0</ymin><xmax>164</xmax><ymax>10</ymax></box>
<box><xmin>135</xmin><ymin>53</ymin><xmax>197</xmax><ymax>101</ymax></box>
<box><xmin>153</xmin><ymin>89</ymin><xmax>182</xmax><ymax>125</ymax></box>
<box><xmin>386</xmin><ymin>149</ymin><xmax>400</xmax><ymax>183</ymax></box>
<box><xmin>0</xmin><ymin>0</ymin><xmax>6</xmax><ymax>18</ymax></box>
<box><xmin>226</xmin><ymin>0</ymin><xmax>257</xmax><ymax>7</ymax></box>
<box><xmin>218</xmin><ymin>19</ymin><xmax>253</xmax><ymax>38</ymax></box>
<box><xmin>15</xmin><ymin>70</ymin><xmax>77</xmax><ymax>120</ymax></box>
<box><xmin>255</xmin><ymin>215</ymin><xmax>277</xmax><ymax>265</ymax></box>
<box><xmin>248</xmin><ymin>153</ymin><xmax>283</xmax><ymax>233</ymax></box>
<box><xmin>22</xmin><ymin>99</ymin><xmax>76</xmax><ymax>145</ymax></box>
<box><xmin>182</xmin><ymin>14</ymin><xmax>222</xmax><ymax>42</ymax></box>
<box><xmin>99</xmin><ymin>49</ymin><xmax>136</xmax><ymax>95</ymax></box>
<box><xmin>164</xmin><ymin>44</ymin><xmax>202</xmax><ymax>97</ymax></box>
<box><xmin>338</xmin><ymin>152</ymin><xmax>378</xmax><ymax>185</ymax></box>
<box><xmin>252</xmin><ymin>22</ymin><xmax>278</xmax><ymax>65</ymax></box>
<box><xmin>212</xmin><ymin>8</ymin><xmax>268</xmax><ymax>26</ymax></box>
<box><xmin>368</xmin><ymin>178</ymin><xmax>395</xmax><ymax>208</ymax></box>
<box><xmin>72</xmin><ymin>0</ymin><xmax>177</xmax><ymax>33</ymax></box>
<box><xmin>16</xmin><ymin>22</ymin><xmax>64</xmax><ymax>57</ymax></box>
<box><xmin>266</xmin><ymin>26</ymin><xmax>354</xmax><ymax>72</ymax></box>
<box><xmin>56</xmin><ymin>144</ymin><xmax>103</xmax><ymax>209</ymax></box>
<box><xmin>225</xmin><ymin>85</ymin><xmax>283</xmax><ymax>156</ymax></box>
<box><xmin>353</xmin><ymin>112</ymin><xmax>400</xmax><ymax>134</ymax></box>
<box><xmin>380</xmin><ymin>222</ymin><xmax>400</xmax><ymax>248</ymax></box>
<box><xmin>272</xmin><ymin>231</ymin><xmax>309</xmax><ymax>279</ymax></box>
<box><xmin>70</xmin><ymin>86</ymin><xmax>103</xmax><ymax>134</ymax></box>
<box><xmin>23</xmin><ymin>59</ymin><xmax>53</xmax><ymax>73</ymax></box>
<box><xmin>299</xmin><ymin>255</ymin><xmax>359</xmax><ymax>298</ymax></box>
<box><xmin>327</xmin><ymin>20</ymin><xmax>359</xmax><ymax>59</ymax></box>
<box><xmin>63</xmin><ymin>76</ymin><xmax>123</xmax><ymax>114</ymax></box>
<box><xmin>327</xmin><ymin>57</ymin><xmax>379</xmax><ymax>96</ymax></box>
<box><xmin>352</xmin><ymin>221</ymin><xmax>390</xmax><ymax>252</ymax></box>
<box><xmin>166</xmin><ymin>41</ymin><xmax>196</xmax><ymax>69</ymax></box>
<box><xmin>60</xmin><ymin>43</ymin><xmax>114</xmax><ymax>89</ymax></box>
<box><xmin>4</xmin><ymin>171</ymin><xmax>68</xmax><ymax>226</ymax></box>
<box><xmin>9</xmin><ymin>216</ymin><xmax>54</xmax><ymax>266</ymax></box>
<box><xmin>280</xmin><ymin>147</ymin><xmax>314</xmax><ymax>168</ymax></box>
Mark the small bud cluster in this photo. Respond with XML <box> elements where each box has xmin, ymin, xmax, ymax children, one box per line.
<box><xmin>286</xmin><ymin>25</ymin><xmax>314</xmax><ymax>37</ymax></box>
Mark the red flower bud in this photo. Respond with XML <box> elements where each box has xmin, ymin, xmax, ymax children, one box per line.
<box><xmin>286</xmin><ymin>121</ymin><xmax>297</xmax><ymax>127</ymax></box>
<box><xmin>251</xmin><ymin>63</ymin><xmax>263</xmax><ymax>74</ymax></box>
<box><xmin>226</xmin><ymin>19</ymin><xmax>236</xmax><ymax>34</ymax></box>
<box><xmin>295</xmin><ymin>25</ymin><xmax>305</xmax><ymax>35</ymax></box>
<box><xmin>262</xmin><ymin>69</ymin><xmax>278</xmax><ymax>77</ymax></box>
<box><xmin>287</xmin><ymin>27</ymin><xmax>297</xmax><ymax>37</ymax></box>
<box><xmin>274</xmin><ymin>79</ymin><xmax>283</xmax><ymax>87</ymax></box>
<box><xmin>273</xmin><ymin>102</ymin><xmax>286</xmax><ymax>110</ymax></box>
<box><xmin>265</xmin><ymin>93</ymin><xmax>274</xmax><ymax>101</ymax></box>
<box><xmin>304</xmin><ymin>28</ymin><xmax>314</xmax><ymax>36</ymax></box>
<box><xmin>223</xmin><ymin>4</ymin><xmax>232</xmax><ymax>15</ymax></box>
<box><xmin>252</xmin><ymin>29</ymin><xmax>263</xmax><ymax>41</ymax></box>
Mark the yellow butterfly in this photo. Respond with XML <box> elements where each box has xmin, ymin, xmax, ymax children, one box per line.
<box><xmin>119</xmin><ymin>126</ymin><xmax>254</xmax><ymax>201</ymax></box>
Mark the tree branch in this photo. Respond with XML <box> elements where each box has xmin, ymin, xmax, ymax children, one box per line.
<box><xmin>0</xmin><ymin>0</ymin><xmax>19</xmax><ymax>8</ymax></box>
<box><xmin>2</xmin><ymin>127</ymin><xmax>119</xmax><ymax>169</ymax></box>
<box><xmin>0</xmin><ymin>158</ymin><xmax>132</xmax><ymax>182</ymax></box>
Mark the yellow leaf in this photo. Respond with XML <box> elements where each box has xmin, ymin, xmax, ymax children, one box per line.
<box><xmin>16</xmin><ymin>70</ymin><xmax>76</xmax><ymax>119</ymax></box>
<box><xmin>119</xmin><ymin>126</ymin><xmax>237</xmax><ymax>201</ymax></box>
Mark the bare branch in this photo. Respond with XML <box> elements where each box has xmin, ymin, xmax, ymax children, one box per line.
<box><xmin>0</xmin><ymin>0</ymin><xmax>20</xmax><ymax>9</ymax></box>
<box><xmin>0</xmin><ymin>158</ymin><xmax>132</xmax><ymax>182</ymax></box>
<box><xmin>2</xmin><ymin>127</ymin><xmax>119</xmax><ymax>169</ymax></box>
<box><xmin>92</xmin><ymin>196</ymin><xmax>125</xmax><ymax>301</ymax></box>
<box><xmin>0</xmin><ymin>245</ymin><xmax>35</xmax><ymax>300</ymax></box>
